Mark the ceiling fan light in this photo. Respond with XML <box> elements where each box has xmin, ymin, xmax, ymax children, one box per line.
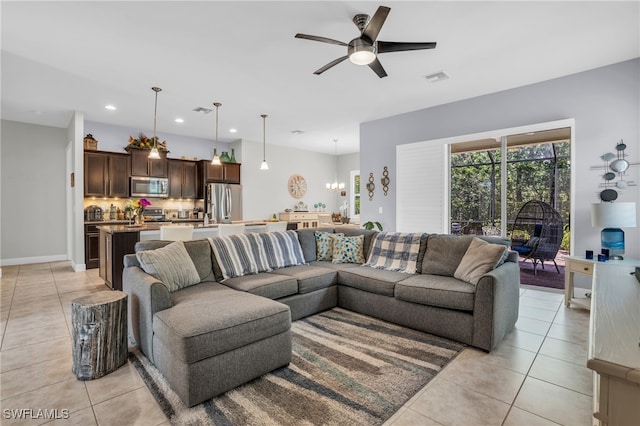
<box><xmin>349</xmin><ymin>48</ymin><xmax>376</xmax><ymax>65</ymax></box>
<box><xmin>348</xmin><ymin>39</ymin><xmax>376</xmax><ymax>65</ymax></box>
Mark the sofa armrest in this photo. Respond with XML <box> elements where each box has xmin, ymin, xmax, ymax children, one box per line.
<box><xmin>472</xmin><ymin>261</ymin><xmax>520</xmax><ymax>351</ymax></box>
<box><xmin>123</xmin><ymin>266</ymin><xmax>172</xmax><ymax>363</ymax></box>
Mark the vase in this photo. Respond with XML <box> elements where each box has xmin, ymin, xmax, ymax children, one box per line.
<box><xmin>135</xmin><ymin>213</ymin><xmax>144</xmax><ymax>225</ymax></box>
<box><xmin>220</xmin><ymin>151</ymin><xmax>231</xmax><ymax>162</ymax></box>
<box><xmin>229</xmin><ymin>148</ymin><xmax>237</xmax><ymax>163</ymax></box>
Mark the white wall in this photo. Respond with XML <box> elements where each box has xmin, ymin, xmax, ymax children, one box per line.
<box><xmin>1</xmin><ymin>120</ymin><xmax>68</xmax><ymax>264</ymax></box>
<box><xmin>240</xmin><ymin>139</ymin><xmax>340</xmax><ymax>221</ymax></box>
<box><xmin>68</xmin><ymin>112</ymin><xmax>85</xmax><ymax>271</ymax></box>
<box><xmin>360</xmin><ymin>58</ymin><xmax>640</xmax><ymax>260</ymax></box>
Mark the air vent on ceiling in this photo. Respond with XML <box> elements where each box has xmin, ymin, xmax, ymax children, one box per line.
<box><xmin>425</xmin><ymin>71</ymin><xmax>450</xmax><ymax>83</ymax></box>
<box><xmin>193</xmin><ymin>107</ymin><xmax>213</xmax><ymax>114</ymax></box>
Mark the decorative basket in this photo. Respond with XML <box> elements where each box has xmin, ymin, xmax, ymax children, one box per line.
<box><xmin>84</xmin><ymin>134</ymin><xmax>98</xmax><ymax>150</ymax></box>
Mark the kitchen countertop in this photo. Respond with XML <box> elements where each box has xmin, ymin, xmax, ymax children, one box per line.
<box><xmin>96</xmin><ymin>221</ymin><xmax>270</xmax><ymax>234</ymax></box>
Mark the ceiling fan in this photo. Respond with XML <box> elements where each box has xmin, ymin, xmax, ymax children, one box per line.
<box><xmin>295</xmin><ymin>5</ymin><xmax>436</xmax><ymax>78</ymax></box>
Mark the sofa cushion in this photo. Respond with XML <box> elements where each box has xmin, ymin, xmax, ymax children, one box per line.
<box><xmin>153</xmin><ymin>290</ymin><xmax>291</xmax><ymax>364</ymax></box>
<box><xmin>309</xmin><ymin>260</ymin><xmax>361</xmax><ymax>271</ymax></box>
<box><xmin>256</xmin><ymin>231</ymin><xmax>307</xmax><ymax>269</ymax></box>
<box><xmin>364</xmin><ymin>232</ymin><xmax>427</xmax><ymax>273</ymax></box>
<box><xmin>136</xmin><ymin>241</ymin><xmax>201</xmax><ymax>292</ymax></box>
<box><xmin>332</xmin><ymin>234</ymin><xmax>365</xmax><ymax>264</ymax></box>
<box><xmin>314</xmin><ymin>231</ymin><xmax>344</xmax><ymax>261</ymax></box>
<box><xmin>209</xmin><ymin>235</ymin><xmax>270</xmax><ymax>280</ymax></box>
<box><xmin>270</xmin><ymin>265</ymin><xmax>337</xmax><ymax>294</ymax></box>
<box><xmin>338</xmin><ymin>266</ymin><xmax>412</xmax><ymax>296</ymax></box>
<box><xmin>395</xmin><ymin>274</ymin><xmax>476</xmax><ymax>311</ymax></box>
<box><xmin>454</xmin><ymin>237</ymin><xmax>508</xmax><ymax>285</ymax></box>
<box><xmin>222</xmin><ymin>273</ymin><xmax>298</xmax><ymax>300</ymax></box>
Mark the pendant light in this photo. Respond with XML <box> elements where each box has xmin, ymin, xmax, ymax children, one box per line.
<box><xmin>211</xmin><ymin>102</ymin><xmax>222</xmax><ymax>165</ymax></box>
<box><xmin>326</xmin><ymin>139</ymin><xmax>345</xmax><ymax>191</ymax></box>
<box><xmin>260</xmin><ymin>114</ymin><xmax>269</xmax><ymax>170</ymax></box>
<box><xmin>148</xmin><ymin>87</ymin><xmax>162</xmax><ymax>159</ymax></box>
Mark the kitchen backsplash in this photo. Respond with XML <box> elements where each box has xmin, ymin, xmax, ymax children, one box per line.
<box><xmin>84</xmin><ymin>198</ymin><xmax>205</xmax><ymax>220</ymax></box>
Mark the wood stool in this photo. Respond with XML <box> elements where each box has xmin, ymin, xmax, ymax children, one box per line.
<box><xmin>71</xmin><ymin>290</ymin><xmax>127</xmax><ymax>380</ymax></box>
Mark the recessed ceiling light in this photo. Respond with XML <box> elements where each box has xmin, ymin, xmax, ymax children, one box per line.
<box><xmin>229</xmin><ymin>128</ymin><xmax>238</xmax><ymax>133</ymax></box>
<box><xmin>291</xmin><ymin>130</ymin><xmax>304</xmax><ymax>135</ymax></box>
<box><xmin>105</xmin><ymin>105</ymin><xmax>117</xmax><ymax>111</ymax></box>
<box><xmin>425</xmin><ymin>71</ymin><xmax>450</xmax><ymax>83</ymax></box>
<box><xmin>175</xmin><ymin>118</ymin><xmax>184</xmax><ymax>123</ymax></box>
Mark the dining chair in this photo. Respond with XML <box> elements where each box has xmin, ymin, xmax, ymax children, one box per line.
<box><xmin>160</xmin><ymin>225</ymin><xmax>194</xmax><ymax>241</ymax></box>
<box><xmin>265</xmin><ymin>221</ymin><xmax>288</xmax><ymax>232</ymax></box>
<box><xmin>217</xmin><ymin>223</ymin><xmax>246</xmax><ymax>236</ymax></box>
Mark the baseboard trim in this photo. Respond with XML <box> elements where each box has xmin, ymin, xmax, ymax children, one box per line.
<box><xmin>0</xmin><ymin>254</ymin><xmax>69</xmax><ymax>267</ymax></box>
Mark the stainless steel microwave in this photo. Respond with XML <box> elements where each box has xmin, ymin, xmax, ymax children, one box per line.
<box><xmin>130</xmin><ymin>177</ymin><xmax>169</xmax><ymax>198</ymax></box>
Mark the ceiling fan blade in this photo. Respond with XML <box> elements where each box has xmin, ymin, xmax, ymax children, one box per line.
<box><xmin>368</xmin><ymin>58</ymin><xmax>388</xmax><ymax>78</ymax></box>
<box><xmin>295</xmin><ymin>33</ymin><xmax>348</xmax><ymax>47</ymax></box>
<box><xmin>377</xmin><ymin>41</ymin><xmax>437</xmax><ymax>53</ymax></box>
<box><xmin>362</xmin><ymin>6</ymin><xmax>390</xmax><ymax>43</ymax></box>
<box><xmin>314</xmin><ymin>56</ymin><xmax>349</xmax><ymax>75</ymax></box>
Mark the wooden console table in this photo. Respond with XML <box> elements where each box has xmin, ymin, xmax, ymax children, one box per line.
<box><xmin>571</xmin><ymin>257</ymin><xmax>640</xmax><ymax>425</ymax></box>
<box><xmin>279</xmin><ymin>212</ymin><xmax>319</xmax><ymax>229</ymax></box>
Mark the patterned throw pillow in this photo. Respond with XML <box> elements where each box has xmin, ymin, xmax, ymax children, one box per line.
<box><xmin>315</xmin><ymin>231</ymin><xmax>344</xmax><ymax>261</ymax></box>
<box><xmin>136</xmin><ymin>241</ymin><xmax>201</xmax><ymax>292</ymax></box>
<box><xmin>332</xmin><ymin>234</ymin><xmax>365</xmax><ymax>264</ymax></box>
<box><xmin>365</xmin><ymin>232</ymin><xmax>426</xmax><ymax>274</ymax></box>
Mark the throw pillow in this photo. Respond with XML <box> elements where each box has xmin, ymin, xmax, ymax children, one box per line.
<box><xmin>454</xmin><ymin>237</ymin><xmax>508</xmax><ymax>285</ymax></box>
<box><xmin>208</xmin><ymin>235</ymin><xmax>266</xmax><ymax>280</ymax></box>
<box><xmin>256</xmin><ymin>230</ymin><xmax>307</xmax><ymax>269</ymax></box>
<box><xmin>332</xmin><ymin>234</ymin><xmax>365</xmax><ymax>264</ymax></box>
<box><xmin>365</xmin><ymin>232</ymin><xmax>427</xmax><ymax>273</ymax></box>
<box><xmin>136</xmin><ymin>241</ymin><xmax>201</xmax><ymax>292</ymax></box>
<box><xmin>315</xmin><ymin>231</ymin><xmax>344</xmax><ymax>261</ymax></box>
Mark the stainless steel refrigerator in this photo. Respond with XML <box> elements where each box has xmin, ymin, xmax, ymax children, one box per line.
<box><xmin>206</xmin><ymin>183</ymin><xmax>243</xmax><ymax>222</ymax></box>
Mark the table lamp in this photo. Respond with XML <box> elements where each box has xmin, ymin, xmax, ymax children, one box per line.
<box><xmin>591</xmin><ymin>202</ymin><xmax>637</xmax><ymax>260</ymax></box>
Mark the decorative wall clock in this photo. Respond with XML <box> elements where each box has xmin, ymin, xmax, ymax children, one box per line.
<box><xmin>366</xmin><ymin>172</ymin><xmax>375</xmax><ymax>201</ymax></box>
<box><xmin>381</xmin><ymin>166</ymin><xmax>390</xmax><ymax>196</ymax></box>
<box><xmin>288</xmin><ymin>174</ymin><xmax>308</xmax><ymax>199</ymax></box>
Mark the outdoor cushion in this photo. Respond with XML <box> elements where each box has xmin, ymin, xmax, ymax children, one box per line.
<box><xmin>365</xmin><ymin>232</ymin><xmax>426</xmax><ymax>273</ymax></box>
<box><xmin>454</xmin><ymin>237</ymin><xmax>508</xmax><ymax>285</ymax></box>
<box><xmin>136</xmin><ymin>241</ymin><xmax>201</xmax><ymax>292</ymax></box>
<box><xmin>153</xmin><ymin>290</ymin><xmax>290</xmax><ymax>364</ymax></box>
<box><xmin>338</xmin><ymin>266</ymin><xmax>412</xmax><ymax>296</ymax></box>
<box><xmin>270</xmin><ymin>265</ymin><xmax>337</xmax><ymax>294</ymax></box>
<box><xmin>395</xmin><ymin>274</ymin><xmax>476</xmax><ymax>311</ymax></box>
<box><xmin>222</xmin><ymin>273</ymin><xmax>298</xmax><ymax>300</ymax></box>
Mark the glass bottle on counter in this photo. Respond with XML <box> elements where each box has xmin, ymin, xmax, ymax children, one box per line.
<box><xmin>204</xmin><ymin>213</ymin><xmax>209</xmax><ymax>226</ymax></box>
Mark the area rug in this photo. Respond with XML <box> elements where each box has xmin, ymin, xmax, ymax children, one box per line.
<box><xmin>519</xmin><ymin>261</ymin><xmax>565</xmax><ymax>289</ymax></box>
<box><xmin>129</xmin><ymin>307</ymin><xmax>465</xmax><ymax>425</ymax></box>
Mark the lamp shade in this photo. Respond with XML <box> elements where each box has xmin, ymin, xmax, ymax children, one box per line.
<box><xmin>591</xmin><ymin>202</ymin><xmax>637</xmax><ymax>228</ymax></box>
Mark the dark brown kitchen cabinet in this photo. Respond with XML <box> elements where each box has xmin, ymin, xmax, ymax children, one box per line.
<box><xmin>168</xmin><ymin>159</ymin><xmax>198</xmax><ymax>198</ymax></box>
<box><xmin>84</xmin><ymin>224</ymin><xmax>100</xmax><ymax>269</ymax></box>
<box><xmin>99</xmin><ymin>229</ymin><xmax>138</xmax><ymax>291</ymax></box>
<box><xmin>130</xmin><ymin>148</ymin><xmax>167</xmax><ymax>177</ymax></box>
<box><xmin>201</xmin><ymin>161</ymin><xmax>241</xmax><ymax>184</ymax></box>
<box><xmin>84</xmin><ymin>151</ymin><xmax>130</xmax><ymax>198</ymax></box>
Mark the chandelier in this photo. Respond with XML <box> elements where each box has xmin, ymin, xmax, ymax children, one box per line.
<box><xmin>326</xmin><ymin>139</ymin><xmax>345</xmax><ymax>191</ymax></box>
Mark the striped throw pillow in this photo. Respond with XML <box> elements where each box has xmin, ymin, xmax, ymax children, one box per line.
<box><xmin>136</xmin><ymin>241</ymin><xmax>201</xmax><ymax>292</ymax></box>
<box><xmin>256</xmin><ymin>230</ymin><xmax>307</xmax><ymax>269</ymax></box>
<box><xmin>208</xmin><ymin>234</ymin><xmax>271</xmax><ymax>280</ymax></box>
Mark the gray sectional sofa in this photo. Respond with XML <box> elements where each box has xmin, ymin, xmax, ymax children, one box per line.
<box><xmin>123</xmin><ymin>226</ymin><xmax>520</xmax><ymax>407</ymax></box>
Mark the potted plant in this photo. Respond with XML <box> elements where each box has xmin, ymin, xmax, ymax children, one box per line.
<box><xmin>362</xmin><ymin>221</ymin><xmax>383</xmax><ymax>231</ymax></box>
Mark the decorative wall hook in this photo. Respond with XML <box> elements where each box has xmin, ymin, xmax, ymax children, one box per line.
<box><xmin>381</xmin><ymin>166</ymin><xmax>390</xmax><ymax>196</ymax></box>
<box><xmin>366</xmin><ymin>172</ymin><xmax>375</xmax><ymax>201</ymax></box>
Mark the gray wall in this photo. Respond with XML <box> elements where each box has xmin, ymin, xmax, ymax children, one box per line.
<box><xmin>1</xmin><ymin>120</ymin><xmax>68</xmax><ymax>263</ymax></box>
<box><xmin>360</xmin><ymin>58</ymin><xmax>640</xmax><ymax>259</ymax></box>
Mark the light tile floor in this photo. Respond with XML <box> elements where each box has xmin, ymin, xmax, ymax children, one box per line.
<box><xmin>0</xmin><ymin>262</ymin><xmax>593</xmax><ymax>425</ymax></box>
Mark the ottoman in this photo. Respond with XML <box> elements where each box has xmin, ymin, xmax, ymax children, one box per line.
<box><xmin>151</xmin><ymin>289</ymin><xmax>292</xmax><ymax>407</ymax></box>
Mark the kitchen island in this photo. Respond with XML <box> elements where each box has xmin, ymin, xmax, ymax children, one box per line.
<box><xmin>97</xmin><ymin>221</ymin><xmax>268</xmax><ymax>290</ymax></box>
